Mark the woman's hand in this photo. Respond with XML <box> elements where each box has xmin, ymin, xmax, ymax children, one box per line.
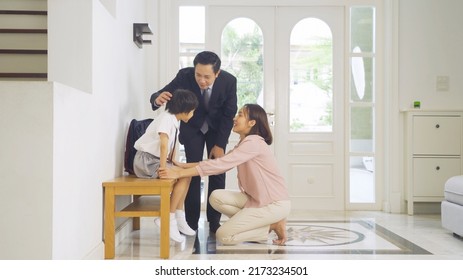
<box><xmin>158</xmin><ymin>167</ymin><xmax>179</xmax><ymax>179</ymax></box>
<box><xmin>159</xmin><ymin>164</ymin><xmax>200</xmax><ymax>179</ymax></box>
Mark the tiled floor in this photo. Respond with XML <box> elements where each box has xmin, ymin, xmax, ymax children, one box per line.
<box><xmin>114</xmin><ymin>210</ymin><xmax>463</xmax><ymax>260</ymax></box>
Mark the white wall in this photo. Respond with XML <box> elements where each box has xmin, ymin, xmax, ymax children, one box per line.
<box><xmin>0</xmin><ymin>82</ymin><xmax>54</xmax><ymax>259</ymax></box>
<box><xmin>399</xmin><ymin>0</ymin><xmax>463</xmax><ymax>110</ymax></box>
<box><xmin>51</xmin><ymin>0</ymin><xmax>156</xmax><ymax>259</ymax></box>
<box><xmin>0</xmin><ymin>0</ymin><xmax>156</xmax><ymax>259</ymax></box>
<box><xmin>48</xmin><ymin>0</ymin><xmax>93</xmax><ymax>93</ymax></box>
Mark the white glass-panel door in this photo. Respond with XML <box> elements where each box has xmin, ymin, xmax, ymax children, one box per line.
<box><xmin>275</xmin><ymin>7</ymin><xmax>345</xmax><ymax>210</ymax></box>
<box><xmin>208</xmin><ymin>6</ymin><xmax>345</xmax><ymax>210</ymax></box>
<box><xmin>208</xmin><ymin>6</ymin><xmax>275</xmax><ymax>196</ymax></box>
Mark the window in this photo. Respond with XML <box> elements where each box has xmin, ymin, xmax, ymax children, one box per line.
<box><xmin>290</xmin><ymin>18</ymin><xmax>333</xmax><ymax>133</ymax></box>
<box><xmin>179</xmin><ymin>6</ymin><xmax>205</xmax><ymax>68</ymax></box>
<box><xmin>349</xmin><ymin>6</ymin><xmax>376</xmax><ymax>203</ymax></box>
<box><xmin>221</xmin><ymin>18</ymin><xmax>264</xmax><ymax>108</ymax></box>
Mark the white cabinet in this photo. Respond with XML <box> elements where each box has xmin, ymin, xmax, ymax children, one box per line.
<box><xmin>405</xmin><ymin>111</ymin><xmax>463</xmax><ymax>215</ymax></box>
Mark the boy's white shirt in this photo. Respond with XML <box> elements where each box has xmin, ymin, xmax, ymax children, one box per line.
<box><xmin>134</xmin><ymin>110</ymin><xmax>179</xmax><ymax>158</ymax></box>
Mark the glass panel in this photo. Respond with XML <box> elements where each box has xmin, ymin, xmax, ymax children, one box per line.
<box><xmin>350</xmin><ymin>156</ymin><xmax>375</xmax><ymax>203</ymax></box>
<box><xmin>289</xmin><ymin>18</ymin><xmax>333</xmax><ymax>133</ymax></box>
<box><xmin>350</xmin><ymin>7</ymin><xmax>375</xmax><ymax>53</ymax></box>
<box><xmin>220</xmin><ymin>18</ymin><xmax>264</xmax><ymax>108</ymax></box>
<box><xmin>179</xmin><ymin>6</ymin><xmax>205</xmax><ymax>68</ymax></box>
<box><xmin>350</xmin><ymin>55</ymin><xmax>374</xmax><ymax>102</ymax></box>
<box><xmin>349</xmin><ymin>6</ymin><xmax>376</xmax><ymax>206</ymax></box>
<box><xmin>350</xmin><ymin>106</ymin><xmax>373</xmax><ymax>153</ymax></box>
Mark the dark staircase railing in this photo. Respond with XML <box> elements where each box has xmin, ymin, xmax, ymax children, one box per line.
<box><xmin>0</xmin><ymin>9</ymin><xmax>48</xmax><ymax>80</ymax></box>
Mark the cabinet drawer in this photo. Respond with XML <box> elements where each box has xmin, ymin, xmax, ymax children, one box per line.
<box><xmin>413</xmin><ymin>157</ymin><xmax>461</xmax><ymax>197</ymax></box>
<box><xmin>413</xmin><ymin>116</ymin><xmax>461</xmax><ymax>155</ymax></box>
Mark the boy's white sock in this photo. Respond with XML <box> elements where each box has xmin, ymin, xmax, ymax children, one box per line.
<box><xmin>155</xmin><ymin>214</ymin><xmax>185</xmax><ymax>243</ymax></box>
<box><xmin>169</xmin><ymin>212</ymin><xmax>185</xmax><ymax>242</ymax></box>
<box><xmin>175</xmin><ymin>210</ymin><xmax>196</xmax><ymax>236</ymax></box>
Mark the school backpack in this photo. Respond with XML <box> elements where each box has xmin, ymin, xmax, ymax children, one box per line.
<box><xmin>124</xmin><ymin>118</ymin><xmax>154</xmax><ymax>175</ymax></box>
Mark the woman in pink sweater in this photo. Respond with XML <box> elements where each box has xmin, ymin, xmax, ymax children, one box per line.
<box><xmin>159</xmin><ymin>104</ymin><xmax>291</xmax><ymax>245</ymax></box>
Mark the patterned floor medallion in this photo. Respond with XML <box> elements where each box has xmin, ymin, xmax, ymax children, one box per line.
<box><xmin>193</xmin><ymin>220</ymin><xmax>431</xmax><ymax>255</ymax></box>
<box><xmin>283</xmin><ymin>224</ymin><xmax>365</xmax><ymax>246</ymax></box>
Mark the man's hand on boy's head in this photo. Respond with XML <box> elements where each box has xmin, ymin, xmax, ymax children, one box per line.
<box><xmin>155</xmin><ymin>91</ymin><xmax>172</xmax><ymax>106</ymax></box>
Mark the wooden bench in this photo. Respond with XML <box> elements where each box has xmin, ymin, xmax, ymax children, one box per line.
<box><xmin>102</xmin><ymin>176</ymin><xmax>176</xmax><ymax>259</ymax></box>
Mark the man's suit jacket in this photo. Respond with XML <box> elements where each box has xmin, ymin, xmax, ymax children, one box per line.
<box><xmin>150</xmin><ymin>67</ymin><xmax>237</xmax><ymax>149</ymax></box>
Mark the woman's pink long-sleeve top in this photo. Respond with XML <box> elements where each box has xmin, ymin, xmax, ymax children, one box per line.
<box><xmin>195</xmin><ymin>135</ymin><xmax>289</xmax><ymax>208</ymax></box>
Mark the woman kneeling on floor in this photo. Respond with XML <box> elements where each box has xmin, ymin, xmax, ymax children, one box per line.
<box><xmin>159</xmin><ymin>104</ymin><xmax>291</xmax><ymax>245</ymax></box>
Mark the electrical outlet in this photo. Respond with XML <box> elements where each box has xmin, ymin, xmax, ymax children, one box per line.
<box><xmin>436</xmin><ymin>76</ymin><xmax>449</xmax><ymax>92</ymax></box>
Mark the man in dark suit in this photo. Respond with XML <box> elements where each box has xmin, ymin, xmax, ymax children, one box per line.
<box><xmin>150</xmin><ymin>51</ymin><xmax>237</xmax><ymax>233</ymax></box>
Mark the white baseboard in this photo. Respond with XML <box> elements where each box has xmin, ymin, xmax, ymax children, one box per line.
<box><xmin>84</xmin><ymin>242</ymin><xmax>105</xmax><ymax>260</ymax></box>
<box><xmin>388</xmin><ymin>192</ymin><xmax>403</xmax><ymax>213</ymax></box>
<box><xmin>413</xmin><ymin>202</ymin><xmax>441</xmax><ymax>214</ymax></box>
<box><xmin>83</xmin><ymin>219</ymin><xmax>133</xmax><ymax>260</ymax></box>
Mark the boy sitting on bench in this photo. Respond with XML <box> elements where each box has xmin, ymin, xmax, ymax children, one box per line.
<box><xmin>133</xmin><ymin>89</ymin><xmax>198</xmax><ymax>242</ymax></box>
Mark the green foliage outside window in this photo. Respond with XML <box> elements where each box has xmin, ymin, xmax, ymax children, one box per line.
<box><xmin>221</xmin><ymin>24</ymin><xmax>264</xmax><ymax>109</ymax></box>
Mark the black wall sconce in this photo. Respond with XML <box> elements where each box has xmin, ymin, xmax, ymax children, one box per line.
<box><xmin>133</xmin><ymin>23</ymin><xmax>153</xmax><ymax>48</ymax></box>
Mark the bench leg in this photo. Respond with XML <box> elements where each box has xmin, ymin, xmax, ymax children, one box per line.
<box><xmin>104</xmin><ymin>187</ymin><xmax>116</xmax><ymax>259</ymax></box>
<box><xmin>133</xmin><ymin>195</ymin><xmax>141</xmax><ymax>230</ymax></box>
<box><xmin>133</xmin><ymin>217</ymin><xmax>141</xmax><ymax>230</ymax></box>
<box><xmin>160</xmin><ymin>187</ymin><xmax>171</xmax><ymax>259</ymax></box>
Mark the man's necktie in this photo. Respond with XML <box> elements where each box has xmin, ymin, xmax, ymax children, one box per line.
<box><xmin>200</xmin><ymin>88</ymin><xmax>210</xmax><ymax>134</ymax></box>
<box><xmin>202</xmin><ymin>88</ymin><xmax>211</xmax><ymax>111</ymax></box>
